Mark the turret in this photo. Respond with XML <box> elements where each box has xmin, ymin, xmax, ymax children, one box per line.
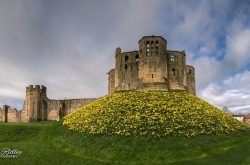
<box><xmin>167</xmin><ymin>50</ymin><xmax>186</xmax><ymax>91</ymax></box>
<box><xmin>185</xmin><ymin>66</ymin><xmax>196</xmax><ymax>95</ymax></box>
<box><xmin>138</xmin><ymin>36</ymin><xmax>168</xmax><ymax>90</ymax></box>
<box><xmin>115</xmin><ymin>47</ymin><xmax>122</xmax><ymax>89</ymax></box>
<box><xmin>25</xmin><ymin>85</ymin><xmax>48</xmax><ymax>121</ymax></box>
<box><xmin>107</xmin><ymin>69</ymin><xmax>115</xmax><ymax>95</ymax></box>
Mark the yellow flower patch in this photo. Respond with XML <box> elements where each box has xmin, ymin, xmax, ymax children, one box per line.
<box><xmin>63</xmin><ymin>91</ymin><xmax>249</xmax><ymax>137</ymax></box>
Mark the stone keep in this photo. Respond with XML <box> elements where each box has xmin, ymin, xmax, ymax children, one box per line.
<box><xmin>108</xmin><ymin>36</ymin><xmax>196</xmax><ymax>95</ymax></box>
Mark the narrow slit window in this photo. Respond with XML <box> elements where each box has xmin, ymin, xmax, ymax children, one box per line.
<box><xmin>172</xmin><ymin>68</ymin><xmax>176</xmax><ymax>76</ymax></box>
<box><xmin>152</xmin><ymin>74</ymin><xmax>154</xmax><ymax>78</ymax></box>
<box><xmin>125</xmin><ymin>64</ymin><xmax>128</xmax><ymax>70</ymax></box>
<box><xmin>125</xmin><ymin>56</ymin><xmax>129</xmax><ymax>61</ymax></box>
<box><xmin>135</xmin><ymin>54</ymin><xmax>139</xmax><ymax>61</ymax></box>
<box><xmin>155</xmin><ymin>47</ymin><xmax>159</xmax><ymax>54</ymax></box>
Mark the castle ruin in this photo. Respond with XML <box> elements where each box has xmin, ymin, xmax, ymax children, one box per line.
<box><xmin>0</xmin><ymin>85</ymin><xmax>96</xmax><ymax>122</ymax></box>
<box><xmin>108</xmin><ymin>36</ymin><xmax>196</xmax><ymax>95</ymax></box>
<box><xmin>0</xmin><ymin>35</ymin><xmax>195</xmax><ymax>122</ymax></box>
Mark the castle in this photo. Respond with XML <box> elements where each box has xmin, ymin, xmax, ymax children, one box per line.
<box><xmin>0</xmin><ymin>36</ymin><xmax>195</xmax><ymax>122</ymax></box>
<box><xmin>0</xmin><ymin>85</ymin><xmax>96</xmax><ymax>122</ymax></box>
<box><xmin>108</xmin><ymin>36</ymin><xmax>195</xmax><ymax>95</ymax></box>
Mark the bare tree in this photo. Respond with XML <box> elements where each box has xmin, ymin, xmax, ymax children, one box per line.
<box><xmin>222</xmin><ymin>106</ymin><xmax>231</xmax><ymax>114</ymax></box>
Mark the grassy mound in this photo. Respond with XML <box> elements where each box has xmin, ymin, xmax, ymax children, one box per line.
<box><xmin>2</xmin><ymin>122</ymin><xmax>250</xmax><ymax>164</ymax></box>
<box><xmin>63</xmin><ymin>91</ymin><xmax>249</xmax><ymax>137</ymax></box>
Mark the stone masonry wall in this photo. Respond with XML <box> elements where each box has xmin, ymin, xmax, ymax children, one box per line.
<box><xmin>0</xmin><ymin>105</ymin><xmax>20</xmax><ymax>122</ymax></box>
<box><xmin>0</xmin><ymin>85</ymin><xmax>97</xmax><ymax>123</ymax></box>
<box><xmin>108</xmin><ymin>36</ymin><xmax>196</xmax><ymax>95</ymax></box>
<box><xmin>47</xmin><ymin>98</ymin><xmax>97</xmax><ymax>121</ymax></box>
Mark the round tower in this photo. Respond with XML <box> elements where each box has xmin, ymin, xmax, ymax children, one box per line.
<box><xmin>138</xmin><ymin>36</ymin><xmax>168</xmax><ymax>90</ymax></box>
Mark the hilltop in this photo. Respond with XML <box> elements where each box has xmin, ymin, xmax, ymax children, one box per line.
<box><xmin>64</xmin><ymin>91</ymin><xmax>248</xmax><ymax>137</ymax></box>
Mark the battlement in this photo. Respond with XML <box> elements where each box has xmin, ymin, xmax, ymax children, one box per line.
<box><xmin>26</xmin><ymin>85</ymin><xmax>47</xmax><ymax>93</ymax></box>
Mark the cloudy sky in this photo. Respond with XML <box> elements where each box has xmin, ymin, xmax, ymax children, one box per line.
<box><xmin>0</xmin><ymin>0</ymin><xmax>250</xmax><ymax>114</ymax></box>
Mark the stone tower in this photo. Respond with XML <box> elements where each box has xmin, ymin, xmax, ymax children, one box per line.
<box><xmin>138</xmin><ymin>36</ymin><xmax>168</xmax><ymax>90</ymax></box>
<box><xmin>108</xmin><ymin>35</ymin><xmax>196</xmax><ymax>95</ymax></box>
<box><xmin>24</xmin><ymin>85</ymin><xmax>48</xmax><ymax>121</ymax></box>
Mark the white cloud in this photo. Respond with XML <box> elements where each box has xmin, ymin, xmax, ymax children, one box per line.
<box><xmin>0</xmin><ymin>0</ymin><xmax>250</xmax><ymax>115</ymax></box>
<box><xmin>201</xmin><ymin>71</ymin><xmax>250</xmax><ymax>114</ymax></box>
<box><xmin>0</xmin><ymin>0</ymin><xmax>164</xmax><ymax>108</ymax></box>
<box><xmin>224</xmin><ymin>28</ymin><xmax>250</xmax><ymax>68</ymax></box>
<box><xmin>191</xmin><ymin>55</ymin><xmax>222</xmax><ymax>91</ymax></box>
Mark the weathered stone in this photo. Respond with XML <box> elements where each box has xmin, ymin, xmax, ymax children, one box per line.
<box><xmin>0</xmin><ymin>86</ymin><xmax>97</xmax><ymax>122</ymax></box>
<box><xmin>108</xmin><ymin>36</ymin><xmax>196</xmax><ymax>95</ymax></box>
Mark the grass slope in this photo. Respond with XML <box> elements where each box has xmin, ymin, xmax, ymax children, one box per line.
<box><xmin>64</xmin><ymin>91</ymin><xmax>248</xmax><ymax>137</ymax></box>
<box><xmin>1</xmin><ymin>122</ymin><xmax>250</xmax><ymax>165</ymax></box>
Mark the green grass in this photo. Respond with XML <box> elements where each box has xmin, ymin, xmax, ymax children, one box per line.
<box><xmin>1</xmin><ymin>121</ymin><xmax>250</xmax><ymax>165</ymax></box>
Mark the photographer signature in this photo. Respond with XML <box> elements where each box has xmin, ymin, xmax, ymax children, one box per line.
<box><xmin>0</xmin><ymin>148</ymin><xmax>22</xmax><ymax>158</ymax></box>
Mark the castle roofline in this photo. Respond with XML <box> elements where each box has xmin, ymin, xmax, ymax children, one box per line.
<box><xmin>186</xmin><ymin>65</ymin><xmax>195</xmax><ymax>69</ymax></box>
<box><xmin>167</xmin><ymin>50</ymin><xmax>185</xmax><ymax>53</ymax></box>
<box><xmin>138</xmin><ymin>35</ymin><xmax>167</xmax><ymax>43</ymax></box>
<box><xmin>120</xmin><ymin>50</ymin><xmax>138</xmax><ymax>54</ymax></box>
<box><xmin>49</xmin><ymin>98</ymin><xmax>97</xmax><ymax>101</ymax></box>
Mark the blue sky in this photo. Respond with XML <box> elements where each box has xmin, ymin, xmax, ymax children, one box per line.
<box><xmin>0</xmin><ymin>0</ymin><xmax>250</xmax><ymax>114</ymax></box>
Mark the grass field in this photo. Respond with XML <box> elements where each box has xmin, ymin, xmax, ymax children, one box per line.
<box><xmin>0</xmin><ymin>121</ymin><xmax>250</xmax><ymax>165</ymax></box>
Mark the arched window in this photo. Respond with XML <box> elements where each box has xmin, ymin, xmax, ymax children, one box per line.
<box><xmin>151</xmin><ymin>41</ymin><xmax>154</xmax><ymax>49</ymax></box>
<box><xmin>125</xmin><ymin>64</ymin><xmax>128</xmax><ymax>70</ymax></box>
<box><xmin>156</xmin><ymin>40</ymin><xmax>159</xmax><ymax>46</ymax></box>
<box><xmin>155</xmin><ymin>40</ymin><xmax>159</xmax><ymax>54</ymax></box>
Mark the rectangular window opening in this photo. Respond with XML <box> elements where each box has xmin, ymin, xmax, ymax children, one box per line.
<box><xmin>170</xmin><ymin>55</ymin><xmax>175</xmax><ymax>62</ymax></box>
